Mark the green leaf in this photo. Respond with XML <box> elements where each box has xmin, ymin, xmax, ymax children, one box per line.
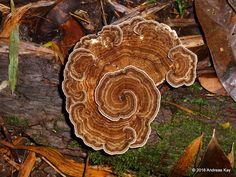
<box><xmin>42</xmin><ymin>41</ymin><xmax>53</xmax><ymax>48</ymax></box>
<box><xmin>10</xmin><ymin>0</ymin><xmax>15</xmax><ymax>13</ymax></box>
<box><xmin>176</xmin><ymin>0</ymin><xmax>185</xmax><ymax>17</ymax></box>
<box><xmin>8</xmin><ymin>24</ymin><xmax>19</xmax><ymax>93</ymax></box>
<box><xmin>144</xmin><ymin>0</ymin><xmax>157</xmax><ymax>5</ymax></box>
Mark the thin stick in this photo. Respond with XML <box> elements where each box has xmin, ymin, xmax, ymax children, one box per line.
<box><xmin>83</xmin><ymin>154</ymin><xmax>89</xmax><ymax>177</ymax></box>
<box><xmin>107</xmin><ymin>0</ymin><xmax>131</xmax><ymax>14</ymax></box>
<box><xmin>3</xmin><ymin>154</ymin><xmax>21</xmax><ymax>170</ymax></box>
<box><xmin>100</xmin><ymin>0</ymin><xmax>107</xmax><ymax>25</ymax></box>
<box><xmin>69</xmin><ymin>12</ymin><xmax>90</xmax><ymax>24</ymax></box>
<box><xmin>162</xmin><ymin>100</ymin><xmax>212</xmax><ymax>120</ymax></box>
<box><xmin>162</xmin><ymin>101</ymin><xmax>197</xmax><ymax>115</ymax></box>
<box><xmin>179</xmin><ymin>35</ymin><xmax>205</xmax><ymax>48</ymax></box>
<box><xmin>112</xmin><ymin>2</ymin><xmax>170</xmax><ymax>25</ymax></box>
<box><xmin>42</xmin><ymin>157</ymin><xmax>67</xmax><ymax>177</ymax></box>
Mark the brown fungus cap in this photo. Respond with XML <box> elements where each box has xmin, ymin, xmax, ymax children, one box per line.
<box><xmin>62</xmin><ymin>17</ymin><xmax>197</xmax><ymax>155</ymax></box>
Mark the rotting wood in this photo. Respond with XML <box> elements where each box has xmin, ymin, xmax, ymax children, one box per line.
<box><xmin>179</xmin><ymin>35</ymin><xmax>204</xmax><ymax>49</ymax></box>
<box><xmin>0</xmin><ymin>38</ymin><xmax>54</xmax><ymax>56</ymax></box>
<box><xmin>0</xmin><ymin>39</ymin><xmax>68</xmax><ymax>149</ymax></box>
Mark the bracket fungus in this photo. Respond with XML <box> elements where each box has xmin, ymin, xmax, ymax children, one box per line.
<box><xmin>62</xmin><ymin>17</ymin><xmax>197</xmax><ymax>155</ymax></box>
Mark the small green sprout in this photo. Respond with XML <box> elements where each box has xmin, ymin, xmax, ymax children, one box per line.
<box><xmin>176</xmin><ymin>0</ymin><xmax>185</xmax><ymax>17</ymax></box>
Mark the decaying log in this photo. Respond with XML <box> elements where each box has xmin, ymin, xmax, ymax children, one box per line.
<box><xmin>0</xmin><ymin>39</ymin><xmax>61</xmax><ymax>121</ymax></box>
<box><xmin>0</xmin><ymin>39</ymin><xmax>74</xmax><ymax>148</ymax></box>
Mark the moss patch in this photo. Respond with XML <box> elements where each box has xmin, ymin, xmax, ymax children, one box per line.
<box><xmin>4</xmin><ymin>116</ymin><xmax>28</xmax><ymax>128</ymax></box>
<box><xmin>89</xmin><ymin>111</ymin><xmax>236</xmax><ymax>176</ymax></box>
<box><xmin>68</xmin><ymin>140</ymin><xmax>82</xmax><ymax>148</ymax></box>
<box><xmin>31</xmin><ymin>133</ymin><xmax>49</xmax><ymax>145</ymax></box>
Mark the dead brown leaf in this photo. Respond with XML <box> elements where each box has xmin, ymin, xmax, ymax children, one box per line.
<box><xmin>55</xmin><ymin>18</ymin><xmax>85</xmax><ymax>62</ymax></box>
<box><xmin>0</xmin><ymin>3</ymin><xmax>10</xmax><ymax>14</ymax></box>
<box><xmin>50</xmin><ymin>41</ymin><xmax>65</xmax><ymax>64</ymax></box>
<box><xmin>227</xmin><ymin>142</ymin><xmax>235</xmax><ymax>169</ymax></box>
<box><xmin>198</xmin><ymin>73</ymin><xmax>228</xmax><ymax>96</ymax></box>
<box><xmin>0</xmin><ymin>1</ymin><xmax>56</xmax><ymax>38</ymax></box>
<box><xmin>169</xmin><ymin>134</ymin><xmax>203</xmax><ymax>177</ymax></box>
<box><xmin>0</xmin><ymin>140</ymin><xmax>115</xmax><ymax>177</ymax></box>
<box><xmin>36</xmin><ymin>0</ymin><xmax>85</xmax><ymax>59</ymax></box>
<box><xmin>195</xmin><ymin>0</ymin><xmax>236</xmax><ymax>101</ymax></box>
<box><xmin>0</xmin><ymin>4</ymin><xmax>31</xmax><ymax>38</ymax></box>
<box><xmin>193</xmin><ymin>130</ymin><xmax>236</xmax><ymax>177</ymax></box>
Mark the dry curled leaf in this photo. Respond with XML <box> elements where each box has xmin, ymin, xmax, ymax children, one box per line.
<box><xmin>55</xmin><ymin>18</ymin><xmax>85</xmax><ymax>62</ymax></box>
<box><xmin>36</xmin><ymin>0</ymin><xmax>85</xmax><ymax>62</ymax></box>
<box><xmin>0</xmin><ymin>1</ymin><xmax>55</xmax><ymax>38</ymax></box>
<box><xmin>0</xmin><ymin>140</ymin><xmax>114</xmax><ymax>177</ymax></box>
<box><xmin>169</xmin><ymin>134</ymin><xmax>203</xmax><ymax>177</ymax></box>
<box><xmin>227</xmin><ymin>143</ymin><xmax>235</xmax><ymax>168</ymax></box>
<box><xmin>195</xmin><ymin>0</ymin><xmax>236</xmax><ymax>101</ymax></box>
<box><xmin>198</xmin><ymin>73</ymin><xmax>228</xmax><ymax>96</ymax></box>
<box><xmin>193</xmin><ymin>130</ymin><xmax>236</xmax><ymax>177</ymax></box>
<box><xmin>0</xmin><ymin>4</ymin><xmax>30</xmax><ymax>38</ymax></box>
<box><xmin>0</xmin><ymin>3</ymin><xmax>10</xmax><ymax>15</ymax></box>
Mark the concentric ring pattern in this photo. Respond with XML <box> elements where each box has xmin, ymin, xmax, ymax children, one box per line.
<box><xmin>62</xmin><ymin>17</ymin><xmax>197</xmax><ymax>155</ymax></box>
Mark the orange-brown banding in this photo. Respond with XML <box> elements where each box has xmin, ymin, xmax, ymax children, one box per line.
<box><xmin>62</xmin><ymin>17</ymin><xmax>197</xmax><ymax>155</ymax></box>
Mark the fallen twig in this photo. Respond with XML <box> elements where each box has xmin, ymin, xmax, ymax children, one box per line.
<box><xmin>3</xmin><ymin>154</ymin><xmax>21</xmax><ymax>171</ymax></box>
<box><xmin>18</xmin><ymin>152</ymin><xmax>36</xmax><ymax>177</ymax></box>
<box><xmin>162</xmin><ymin>100</ymin><xmax>197</xmax><ymax>115</ymax></box>
<box><xmin>42</xmin><ymin>157</ymin><xmax>67</xmax><ymax>177</ymax></box>
<box><xmin>112</xmin><ymin>2</ymin><xmax>170</xmax><ymax>25</ymax></box>
<box><xmin>162</xmin><ymin>100</ymin><xmax>212</xmax><ymax>120</ymax></box>
<box><xmin>179</xmin><ymin>35</ymin><xmax>204</xmax><ymax>49</ymax></box>
<box><xmin>108</xmin><ymin>0</ymin><xmax>132</xmax><ymax>14</ymax></box>
<box><xmin>165</xmin><ymin>18</ymin><xmax>198</xmax><ymax>27</ymax></box>
<box><xmin>100</xmin><ymin>0</ymin><xmax>108</xmax><ymax>25</ymax></box>
<box><xmin>0</xmin><ymin>39</ymin><xmax>54</xmax><ymax>56</ymax></box>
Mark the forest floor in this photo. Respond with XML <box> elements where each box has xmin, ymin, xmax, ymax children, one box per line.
<box><xmin>0</xmin><ymin>0</ymin><xmax>235</xmax><ymax>177</ymax></box>
<box><xmin>1</xmin><ymin>82</ymin><xmax>236</xmax><ymax>177</ymax></box>
<box><xmin>87</xmin><ymin>82</ymin><xmax>236</xmax><ymax>176</ymax></box>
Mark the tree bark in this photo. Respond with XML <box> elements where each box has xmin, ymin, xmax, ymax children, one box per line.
<box><xmin>0</xmin><ymin>39</ymin><xmax>73</xmax><ymax>148</ymax></box>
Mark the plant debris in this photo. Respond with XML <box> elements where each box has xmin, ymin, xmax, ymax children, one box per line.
<box><xmin>0</xmin><ymin>0</ymin><xmax>236</xmax><ymax>176</ymax></box>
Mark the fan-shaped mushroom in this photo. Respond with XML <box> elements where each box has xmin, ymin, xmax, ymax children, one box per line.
<box><xmin>62</xmin><ymin>17</ymin><xmax>197</xmax><ymax>155</ymax></box>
